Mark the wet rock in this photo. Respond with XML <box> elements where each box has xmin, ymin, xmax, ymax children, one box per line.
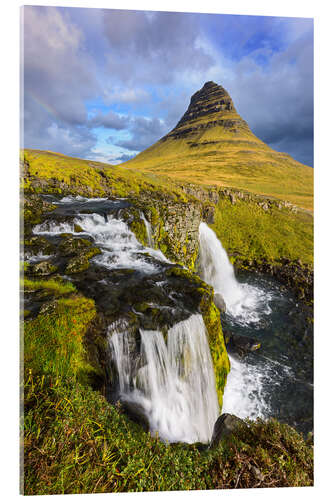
<box><xmin>213</xmin><ymin>292</ymin><xmax>226</xmax><ymax>313</ymax></box>
<box><xmin>210</xmin><ymin>413</ymin><xmax>244</xmax><ymax>448</ymax></box>
<box><xmin>228</xmin><ymin>333</ymin><xmax>261</xmax><ymax>357</ymax></box>
<box><xmin>65</xmin><ymin>247</ymin><xmax>101</xmax><ymax>274</ymax></box>
<box><xmin>119</xmin><ymin>399</ymin><xmax>150</xmax><ymax>432</ymax></box>
<box><xmin>74</xmin><ymin>223</ymin><xmax>84</xmax><ymax>232</ymax></box>
<box><xmin>31</xmin><ymin>260</ymin><xmax>57</xmax><ymax>276</ymax></box>
<box><xmin>202</xmin><ymin>205</ymin><xmax>215</xmax><ymax>224</ymax></box>
<box><xmin>59</xmin><ymin>236</ymin><xmax>95</xmax><ymax>256</ymax></box>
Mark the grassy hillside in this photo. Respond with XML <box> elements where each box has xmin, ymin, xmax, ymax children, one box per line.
<box><xmin>21</xmin><ymin>149</ymin><xmax>189</xmax><ymax>202</ymax></box>
<box><xmin>212</xmin><ymin>197</ymin><xmax>313</xmax><ymax>266</ymax></box>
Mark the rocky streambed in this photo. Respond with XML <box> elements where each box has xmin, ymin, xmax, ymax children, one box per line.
<box><xmin>22</xmin><ymin>191</ymin><xmax>313</xmax><ymax>443</ymax></box>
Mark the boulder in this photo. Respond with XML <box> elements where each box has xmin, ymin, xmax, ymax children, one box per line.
<box><xmin>120</xmin><ymin>399</ymin><xmax>150</xmax><ymax>431</ymax></box>
<box><xmin>213</xmin><ymin>292</ymin><xmax>226</xmax><ymax>313</ymax></box>
<box><xmin>31</xmin><ymin>260</ymin><xmax>57</xmax><ymax>276</ymax></box>
<box><xmin>210</xmin><ymin>413</ymin><xmax>244</xmax><ymax>449</ymax></box>
<box><xmin>228</xmin><ymin>333</ymin><xmax>261</xmax><ymax>357</ymax></box>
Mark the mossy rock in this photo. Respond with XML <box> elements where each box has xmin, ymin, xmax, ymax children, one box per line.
<box><xmin>24</xmin><ymin>236</ymin><xmax>54</xmax><ymax>255</ymax></box>
<box><xmin>59</xmin><ymin>236</ymin><xmax>94</xmax><ymax>256</ymax></box>
<box><xmin>65</xmin><ymin>247</ymin><xmax>101</xmax><ymax>274</ymax></box>
<box><xmin>31</xmin><ymin>260</ymin><xmax>58</xmax><ymax>276</ymax></box>
<box><xmin>198</xmin><ymin>286</ymin><xmax>230</xmax><ymax>408</ymax></box>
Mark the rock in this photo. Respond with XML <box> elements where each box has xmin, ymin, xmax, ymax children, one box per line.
<box><xmin>249</xmin><ymin>464</ymin><xmax>265</xmax><ymax>482</ymax></box>
<box><xmin>228</xmin><ymin>333</ymin><xmax>261</xmax><ymax>357</ymax></box>
<box><xmin>74</xmin><ymin>223</ymin><xmax>84</xmax><ymax>232</ymax></box>
<box><xmin>213</xmin><ymin>292</ymin><xmax>226</xmax><ymax>312</ymax></box>
<box><xmin>120</xmin><ymin>399</ymin><xmax>150</xmax><ymax>432</ymax></box>
<box><xmin>31</xmin><ymin>260</ymin><xmax>57</xmax><ymax>276</ymax></box>
<box><xmin>210</xmin><ymin>413</ymin><xmax>244</xmax><ymax>449</ymax></box>
<box><xmin>229</xmin><ymin>193</ymin><xmax>236</xmax><ymax>205</ymax></box>
<box><xmin>203</xmin><ymin>205</ymin><xmax>215</xmax><ymax>224</ymax></box>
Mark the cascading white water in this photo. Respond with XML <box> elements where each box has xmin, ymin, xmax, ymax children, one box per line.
<box><xmin>141</xmin><ymin>213</ymin><xmax>154</xmax><ymax>248</ymax></box>
<box><xmin>199</xmin><ymin>222</ymin><xmax>272</xmax><ymax>325</ymax></box>
<box><xmin>108</xmin><ymin>314</ymin><xmax>219</xmax><ymax>444</ymax></box>
<box><xmin>198</xmin><ymin>222</ymin><xmax>277</xmax><ymax>421</ymax></box>
<box><xmin>33</xmin><ymin>212</ymin><xmax>168</xmax><ymax>273</ymax></box>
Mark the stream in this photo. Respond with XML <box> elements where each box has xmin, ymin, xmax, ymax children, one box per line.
<box><xmin>28</xmin><ymin>196</ymin><xmax>313</xmax><ymax>441</ymax></box>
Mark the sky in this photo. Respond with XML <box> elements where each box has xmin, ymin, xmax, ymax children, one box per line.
<box><xmin>22</xmin><ymin>6</ymin><xmax>314</xmax><ymax>166</ymax></box>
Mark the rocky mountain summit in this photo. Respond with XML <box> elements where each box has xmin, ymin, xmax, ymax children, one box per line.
<box><xmin>123</xmin><ymin>80</ymin><xmax>313</xmax><ymax>211</ymax></box>
<box><xmin>165</xmin><ymin>81</ymin><xmax>250</xmax><ymax>141</ymax></box>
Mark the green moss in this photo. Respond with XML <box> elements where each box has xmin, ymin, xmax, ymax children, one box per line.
<box><xmin>22</xmin><ymin>149</ymin><xmax>190</xmax><ymax>202</ymax></box>
<box><xmin>24</xmin><ymin>294</ymin><xmax>96</xmax><ymax>380</ymax></box>
<box><xmin>23</xmin><ymin>373</ymin><xmax>312</xmax><ymax>494</ymax></box>
<box><xmin>23</xmin><ymin>277</ymin><xmax>76</xmax><ymax>296</ymax></box>
<box><xmin>212</xmin><ymin>198</ymin><xmax>313</xmax><ymax>266</ymax></box>
<box><xmin>200</xmin><ymin>295</ymin><xmax>230</xmax><ymax>408</ymax></box>
<box><xmin>65</xmin><ymin>247</ymin><xmax>101</xmax><ymax>274</ymax></box>
<box><xmin>129</xmin><ymin>219</ymin><xmax>148</xmax><ymax>246</ymax></box>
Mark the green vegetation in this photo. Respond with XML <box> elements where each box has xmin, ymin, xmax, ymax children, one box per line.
<box><xmin>23</xmin><ymin>278</ymin><xmax>96</xmax><ymax>380</ymax></box>
<box><xmin>23</xmin><ymin>371</ymin><xmax>313</xmax><ymax>494</ymax></box>
<box><xmin>22</xmin><ymin>144</ymin><xmax>314</xmax><ymax>493</ymax></box>
<box><xmin>23</xmin><ymin>277</ymin><xmax>76</xmax><ymax>296</ymax></box>
<box><xmin>22</xmin><ymin>149</ymin><xmax>189</xmax><ymax>202</ymax></box>
<box><xmin>212</xmin><ymin>197</ymin><xmax>313</xmax><ymax>267</ymax></box>
<box><xmin>123</xmin><ymin>115</ymin><xmax>313</xmax><ymax>211</ymax></box>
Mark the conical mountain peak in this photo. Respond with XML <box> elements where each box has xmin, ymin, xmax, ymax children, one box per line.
<box><xmin>123</xmin><ymin>80</ymin><xmax>312</xmax><ymax>210</ymax></box>
<box><xmin>165</xmin><ymin>81</ymin><xmax>249</xmax><ymax>141</ymax></box>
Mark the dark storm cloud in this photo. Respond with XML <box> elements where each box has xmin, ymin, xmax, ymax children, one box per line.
<box><xmin>210</xmin><ymin>25</ymin><xmax>314</xmax><ymax>165</ymax></box>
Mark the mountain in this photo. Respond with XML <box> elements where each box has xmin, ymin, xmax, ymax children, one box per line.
<box><xmin>122</xmin><ymin>81</ymin><xmax>313</xmax><ymax>211</ymax></box>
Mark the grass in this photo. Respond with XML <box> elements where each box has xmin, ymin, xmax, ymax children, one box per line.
<box><xmin>122</xmin><ymin>99</ymin><xmax>313</xmax><ymax>211</ymax></box>
<box><xmin>22</xmin><ymin>149</ymin><xmax>190</xmax><ymax>202</ymax></box>
<box><xmin>23</xmin><ymin>277</ymin><xmax>76</xmax><ymax>296</ymax></box>
<box><xmin>24</xmin><ymin>291</ymin><xmax>96</xmax><ymax>380</ymax></box>
<box><xmin>211</xmin><ymin>197</ymin><xmax>313</xmax><ymax>266</ymax></box>
<box><xmin>23</xmin><ymin>372</ymin><xmax>313</xmax><ymax>494</ymax></box>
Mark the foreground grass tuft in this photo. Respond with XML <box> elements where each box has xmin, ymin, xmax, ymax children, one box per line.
<box><xmin>23</xmin><ymin>373</ymin><xmax>313</xmax><ymax>494</ymax></box>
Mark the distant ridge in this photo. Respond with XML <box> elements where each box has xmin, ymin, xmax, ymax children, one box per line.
<box><xmin>122</xmin><ymin>81</ymin><xmax>313</xmax><ymax>210</ymax></box>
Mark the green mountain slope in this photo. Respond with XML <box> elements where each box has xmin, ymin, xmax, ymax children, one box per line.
<box><xmin>122</xmin><ymin>81</ymin><xmax>313</xmax><ymax>211</ymax></box>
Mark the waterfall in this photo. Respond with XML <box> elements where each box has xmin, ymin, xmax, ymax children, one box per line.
<box><xmin>199</xmin><ymin>222</ymin><xmax>276</xmax><ymax>420</ymax></box>
<box><xmin>34</xmin><ymin>211</ymin><xmax>168</xmax><ymax>273</ymax></box>
<box><xmin>108</xmin><ymin>314</ymin><xmax>219</xmax><ymax>444</ymax></box>
<box><xmin>141</xmin><ymin>213</ymin><xmax>154</xmax><ymax>248</ymax></box>
<box><xmin>198</xmin><ymin>222</ymin><xmax>272</xmax><ymax>325</ymax></box>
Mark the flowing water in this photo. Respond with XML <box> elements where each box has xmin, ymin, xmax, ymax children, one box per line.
<box><xmin>32</xmin><ymin>196</ymin><xmax>219</xmax><ymax>443</ymax></box>
<box><xmin>199</xmin><ymin>222</ymin><xmax>313</xmax><ymax>435</ymax></box>
<box><xmin>108</xmin><ymin>314</ymin><xmax>219</xmax><ymax>443</ymax></box>
<box><xmin>30</xmin><ymin>197</ymin><xmax>312</xmax><ymax>441</ymax></box>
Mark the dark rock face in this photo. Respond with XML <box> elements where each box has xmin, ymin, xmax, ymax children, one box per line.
<box><xmin>119</xmin><ymin>399</ymin><xmax>150</xmax><ymax>431</ymax></box>
<box><xmin>226</xmin><ymin>332</ymin><xmax>261</xmax><ymax>357</ymax></box>
<box><xmin>162</xmin><ymin>81</ymin><xmax>250</xmax><ymax>141</ymax></box>
<box><xmin>210</xmin><ymin>413</ymin><xmax>244</xmax><ymax>449</ymax></box>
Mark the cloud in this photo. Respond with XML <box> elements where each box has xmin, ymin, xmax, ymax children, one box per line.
<box><xmin>199</xmin><ymin>19</ymin><xmax>314</xmax><ymax>165</ymax></box>
<box><xmin>22</xmin><ymin>7</ymin><xmax>313</xmax><ymax>166</ymax></box>
<box><xmin>102</xmin><ymin>10</ymin><xmax>215</xmax><ymax>84</ymax></box>
<box><xmin>114</xmin><ymin>153</ymin><xmax>137</xmax><ymax>163</ymax></box>
<box><xmin>88</xmin><ymin>110</ymin><xmax>129</xmax><ymax>130</ymax></box>
<box><xmin>112</xmin><ymin>116</ymin><xmax>168</xmax><ymax>152</ymax></box>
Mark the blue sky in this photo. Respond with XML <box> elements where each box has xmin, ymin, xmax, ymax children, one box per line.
<box><xmin>22</xmin><ymin>6</ymin><xmax>314</xmax><ymax>166</ymax></box>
